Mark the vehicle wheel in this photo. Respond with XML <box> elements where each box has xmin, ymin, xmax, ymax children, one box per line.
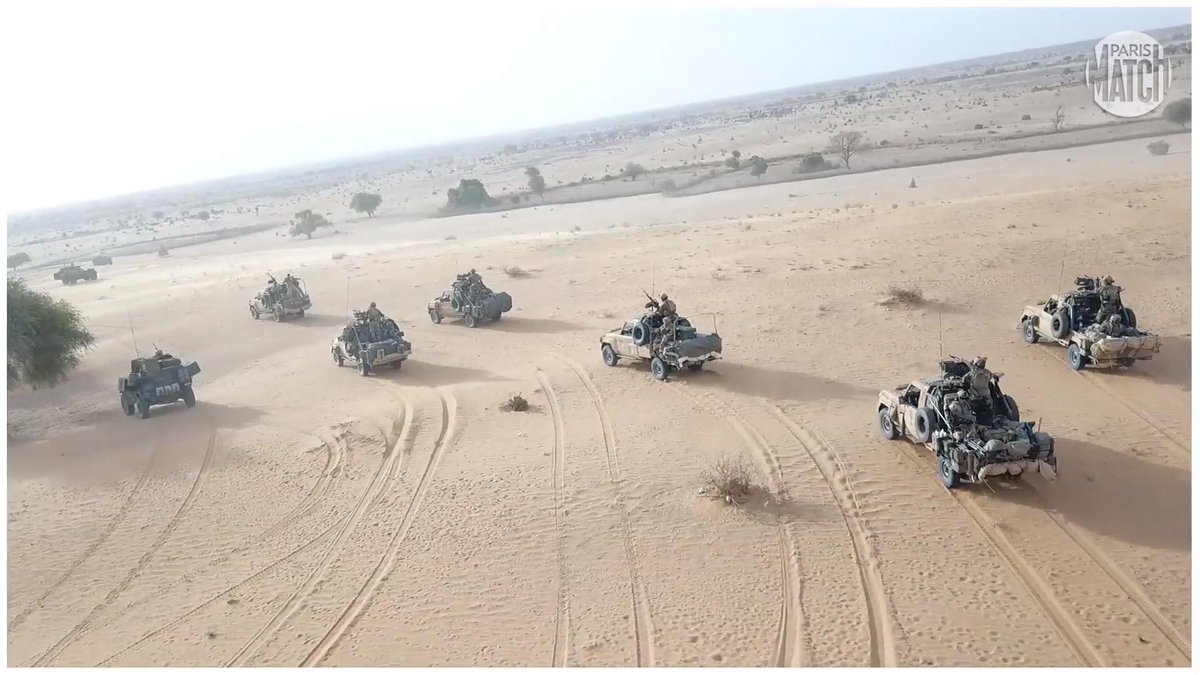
<box><xmin>332</xmin><ymin>349</ymin><xmax>343</xmax><ymax>367</ymax></box>
<box><xmin>137</xmin><ymin>399</ymin><xmax>151</xmax><ymax>419</ymax></box>
<box><xmin>450</xmin><ymin>296</ymin><xmax>462</xmax><ymax>312</ymax></box>
<box><xmin>939</xmin><ymin>455</ymin><xmax>961</xmax><ymax>489</ymax></box>
<box><xmin>62</xmin><ymin>279</ymin><xmax>70</xmax><ymax>285</ymax></box>
<box><xmin>249</xmin><ymin>305</ymin><xmax>260</xmax><ymax>319</ymax></box>
<box><xmin>631</xmin><ymin>320</ymin><xmax>650</xmax><ymax>346</ymax></box>
<box><xmin>1119</xmin><ymin>358</ymin><xmax>1135</xmax><ymax>369</ymax></box>
<box><xmin>359</xmin><ymin>358</ymin><xmax>371</xmax><ymax>377</ymax></box>
<box><xmin>878</xmin><ymin>407</ymin><xmax>899</xmax><ymax>440</ymax></box>
<box><xmin>1120</xmin><ymin>307</ymin><xmax>1137</xmax><ymax>330</ymax></box>
<box><xmin>650</xmin><ymin>357</ymin><xmax>670</xmax><ymax>381</ymax></box>
<box><xmin>273</xmin><ymin>307</ymin><xmax>283</xmax><ymax>322</ymax></box>
<box><xmin>297</xmin><ymin>309</ymin><xmax>305</xmax><ymax>318</ymax></box>
<box><xmin>1067</xmin><ymin>343</ymin><xmax>1086</xmax><ymax>371</ymax></box>
<box><xmin>464</xmin><ymin>313</ymin><xmax>477</xmax><ymax>328</ymax></box>
<box><xmin>1022</xmin><ymin>319</ymin><xmax>1039</xmax><ymax>344</ymax></box>
<box><xmin>1050</xmin><ymin>309</ymin><xmax>1070</xmax><ymax>339</ymax></box>
<box><xmin>1002</xmin><ymin>394</ymin><xmax>1019</xmax><ymax>421</ymax></box>
<box><xmin>687</xmin><ymin>363</ymin><xmax>703</xmax><ymax>372</ymax></box>
<box><xmin>430</xmin><ymin>309</ymin><xmax>441</xmax><ymax>324</ymax></box>
<box><xmin>601</xmin><ymin>344</ymin><xmax>619</xmax><ymax>367</ymax></box>
<box><xmin>390</xmin><ymin>361</ymin><xmax>403</xmax><ymax>369</ymax></box>
<box><xmin>182</xmin><ymin>386</ymin><xmax>196</xmax><ymax>408</ymax></box>
<box><xmin>913</xmin><ymin>408</ymin><xmax>933</xmax><ymax>444</ymax></box>
<box><xmin>122</xmin><ymin>398</ymin><xmax>135</xmax><ymax>416</ymax></box>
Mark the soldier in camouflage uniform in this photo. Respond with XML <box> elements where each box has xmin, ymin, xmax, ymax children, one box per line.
<box><xmin>1096</xmin><ymin>275</ymin><xmax>1123</xmax><ymax>323</ymax></box>
<box><xmin>964</xmin><ymin>357</ymin><xmax>994</xmax><ymax>417</ymax></box>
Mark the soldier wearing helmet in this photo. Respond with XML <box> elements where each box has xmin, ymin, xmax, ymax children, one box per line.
<box><xmin>366</xmin><ymin>301</ymin><xmax>383</xmax><ymax>321</ymax></box>
<box><xmin>658</xmin><ymin>293</ymin><xmax>677</xmax><ymax>318</ymax></box>
<box><xmin>1096</xmin><ymin>275</ymin><xmax>1123</xmax><ymax>323</ymax></box>
<box><xmin>965</xmin><ymin>356</ymin><xmax>994</xmax><ymax>415</ymax></box>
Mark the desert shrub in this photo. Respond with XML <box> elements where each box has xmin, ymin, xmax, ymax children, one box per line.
<box><xmin>500</xmin><ymin>394</ymin><xmax>530</xmax><ymax>412</ymax></box>
<box><xmin>446</xmin><ymin>179</ymin><xmax>497</xmax><ymax>210</ymax></box>
<box><xmin>881</xmin><ymin>285</ymin><xmax>925</xmax><ymax>307</ymax></box>
<box><xmin>350</xmin><ymin>192</ymin><xmax>382</xmax><ymax>217</ymax></box>
<box><xmin>7</xmin><ymin>252</ymin><xmax>30</xmax><ymax>269</ymax></box>
<box><xmin>974</xmin><ymin>123</ymin><xmax>985</xmax><ymax>130</ymax></box>
<box><xmin>289</xmin><ymin>209</ymin><xmax>333</xmax><ymax>239</ymax></box>
<box><xmin>748</xmin><ymin>155</ymin><xmax>768</xmax><ymax>178</ymax></box>
<box><xmin>1164</xmin><ymin>97</ymin><xmax>1191</xmax><ymax>128</ymax></box>
<box><xmin>794</xmin><ymin>152</ymin><xmax>831</xmax><ymax>174</ymax></box>
<box><xmin>621</xmin><ymin>162</ymin><xmax>646</xmax><ymax>180</ymax></box>
<box><xmin>503</xmin><ymin>265</ymin><xmax>530</xmax><ymax>278</ymax></box>
<box><xmin>658</xmin><ymin>179</ymin><xmax>677</xmax><ymax>193</ymax></box>
<box><xmin>1021</xmin><ymin>114</ymin><xmax>1033</xmax><ymax>120</ymax></box>
<box><xmin>700</xmin><ymin>454</ymin><xmax>756</xmax><ymax>504</ymax></box>
<box><xmin>1147</xmin><ymin>140</ymin><xmax>1170</xmax><ymax>156</ymax></box>
<box><xmin>724</xmin><ymin>156</ymin><xmax>740</xmax><ymax>169</ymax></box>
<box><xmin>8</xmin><ymin>278</ymin><xmax>94</xmax><ymax>389</ymax></box>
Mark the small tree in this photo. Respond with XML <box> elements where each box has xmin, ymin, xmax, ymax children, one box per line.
<box><xmin>829</xmin><ymin>131</ymin><xmax>864</xmax><ymax>169</ymax></box>
<box><xmin>195</xmin><ymin>211</ymin><xmax>210</xmax><ymax>221</ymax></box>
<box><xmin>797</xmin><ymin>152</ymin><xmax>830</xmax><ymax>173</ymax></box>
<box><xmin>749</xmin><ymin>155</ymin><xmax>768</xmax><ymax>178</ymax></box>
<box><xmin>289</xmin><ymin>209</ymin><xmax>333</xmax><ymax>239</ymax></box>
<box><xmin>724</xmin><ymin>156</ymin><xmax>740</xmax><ymax>169</ymax></box>
<box><xmin>1164</xmin><ymin>97</ymin><xmax>1191</xmax><ymax>129</ymax></box>
<box><xmin>525</xmin><ymin>166</ymin><xmax>546</xmax><ymax>201</ymax></box>
<box><xmin>350</xmin><ymin>192</ymin><xmax>382</xmax><ymax>217</ymax></box>
<box><xmin>8</xmin><ymin>252</ymin><xmax>31</xmax><ymax>270</ymax></box>
<box><xmin>8</xmin><ymin>278</ymin><xmax>94</xmax><ymax>390</ymax></box>
<box><xmin>621</xmin><ymin>162</ymin><xmax>646</xmax><ymax>180</ymax></box>
<box><xmin>446</xmin><ymin>179</ymin><xmax>497</xmax><ymax>210</ymax></box>
<box><xmin>1051</xmin><ymin>106</ymin><xmax>1065</xmax><ymax>131</ymax></box>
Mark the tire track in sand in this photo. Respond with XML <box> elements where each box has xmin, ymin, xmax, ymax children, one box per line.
<box><xmin>225</xmin><ymin>400</ymin><xmax>414</xmax><ymax>667</ymax></box>
<box><xmin>892</xmin><ymin>442</ymin><xmax>1104</xmax><ymax>667</ymax></box>
<box><xmin>9</xmin><ymin>445</ymin><xmax>162</xmax><ymax>634</ymax></box>
<box><xmin>768</xmin><ymin>406</ymin><xmax>898</xmax><ymax>667</ymax></box>
<box><xmin>535</xmin><ymin>371</ymin><xmax>572</xmax><ymax>667</ymax></box>
<box><xmin>32</xmin><ymin>431</ymin><xmax>219</xmax><ymax>667</ymax></box>
<box><xmin>301</xmin><ymin>390</ymin><xmax>456</xmax><ymax>667</ymax></box>
<box><xmin>672</xmin><ymin>387</ymin><xmax>806</xmax><ymax>667</ymax></box>
<box><xmin>552</xmin><ymin>357</ymin><xmax>655</xmax><ymax>667</ymax></box>
<box><xmin>252</xmin><ymin>430</ymin><xmax>348</xmax><ymax>544</ymax></box>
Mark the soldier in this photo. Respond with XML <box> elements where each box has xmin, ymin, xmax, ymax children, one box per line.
<box><xmin>1096</xmin><ymin>275</ymin><xmax>1123</xmax><ymax>322</ymax></box>
<box><xmin>658</xmin><ymin>293</ymin><xmax>677</xmax><ymax>318</ymax></box>
<box><xmin>965</xmin><ymin>356</ymin><xmax>994</xmax><ymax>413</ymax></box>
<box><xmin>944</xmin><ymin>390</ymin><xmax>976</xmax><ymax>428</ymax></box>
<box><xmin>366</xmin><ymin>301</ymin><xmax>383</xmax><ymax>321</ymax></box>
<box><xmin>1097</xmin><ymin>312</ymin><xmax>1128</xmax><ymax>337</ymax></box>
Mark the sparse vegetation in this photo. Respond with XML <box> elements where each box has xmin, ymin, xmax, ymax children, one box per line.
<box><xmin>700</xmin><ymin>453</ymin><xmax>756</xmax><ymax>504</ymax></box>
<box><xmin>658</xmin><ymin>179</ymin><xmax>677</xmax><ymax>194</ymax></box>
<box><xmin>794</xmin><ymin>152</ymin><xmax>832</xmax><ymax>174</ymax></box>
<box><xmin>881</xmin><ymin>285</ymin><xmax>925</xmax><ymax>307</ymax></box>
<box><xmin>525</xmin><ymin>166</ymin><xmax>546</xmax><ymax>201</ymax></box>
<box><xmin>1021</xmin><ymin>114</ymin><xmax>1033</xmax><ymax>121</ymax></box>
<box><xmin>503</xmin><ymin>265</ymin><xmax>530</xmax><ymax>278</ymax></box>
<box><xmin>748</xmin><ymin>155</ymin><xmax>768</xmax><ymax>178</ymax></box>
<box><xmin>446</xmin><ymin>179</ymin><xmax>497</xmax><ymax>210</ymax></box>
<box><xmin>1051</xmin><ymin>105</ymin><xmax>1065</xmax><ymax>131</ymax></box>
<box><xmin>621</xmin><ymin>162</ymin><xmax>646</xmax><ymax>181</ymax></box>
<box><xmin>8</xmin><ymin>278</ymin><xmax>94</xmax><ymax>390</ymax></box>
<box><xmin>1164</xmin><ymin>97</ymin><xmax>1191</xmax><ymax>129</ymax></box>
<box><xmin>349</xmin><ymin>192</ymin><xmax>382</xmax><ymax>217</ymax></box>
<box><xmin>289</xmin><ymin>209</ymin><xmax>333</xmax><ymax>239</ymax></box>
<box><xmin>500</xmin><ymin>394</ymin><xmax>530</xmax><ymax>412</ymax></box>
<box><xmin>724</xmin><ymin>149</ymin><xmax>742</xmax><ymax>170</ymax></box>
<box><xmin>829</xmin><ymin>130</ymin><xmax>864</xmax><ymax>169</ymax></box>
<box><xmin>7</xmin><ymin>252</ymin><xmax>31</xmax><ymax>269</ymax></box>
<box><xmin>1147</xmin><ymin>140</ymin><xmax>1170</xmax><ymax>156</ymax></box>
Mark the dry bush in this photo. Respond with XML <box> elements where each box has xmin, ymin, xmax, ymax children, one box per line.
<box><xmin>500</xmin><ymin>394</ymin><xmax>530</xmax><ymax>412</ymax></box>
<box><xmin>503</xmin><ymin>265</ymin><xmax>531</xmax><ymax>278</ymax></box>
<box><xmin>331</xmin><ymin>251</ymin><xmax>346</xmax><ymax>260</ymax></box>
<box><xmin>701</xmin><ymin>454</ymin><xmax>756</xmax><ymax>504</ymax></box>
<box><xmin>1147</xmin><ymin>140</ymin><xmax>1170</xmax><ymax>156</ymax></box>
<box><xmin>881</xmin><ymin>285</ymin><xmax>925</xmax><ymax>307</ymax></box>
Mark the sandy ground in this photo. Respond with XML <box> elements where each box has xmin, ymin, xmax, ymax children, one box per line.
<box><xmin>6</xmin><ymin>129</ymin><xmax>1191</xmax><ymax>667</ymax></box>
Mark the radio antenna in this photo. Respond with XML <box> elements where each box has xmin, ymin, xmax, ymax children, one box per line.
<box><xmin>1056</xmin><ymin>258</ymin><xmax>1065</xmax><ymax>293</ymax></box>
<box><xmin>651</xmin><ymin>263</ymin><xmax>655</xmax><ymax>298</ymax></box>
<box><xmin>127</xmin><ymin>313</ymin><xmax>140</xmax><ymax>356</ymax></box>
<box><xmin>344</xmin><ymin>277</ymin><xmax>351</xmax><ymax>320</ymax></box>
<box><xmin>938</xmin><ymin>309</ymin><xmax>944</xmax><ymax>358</ymax></box>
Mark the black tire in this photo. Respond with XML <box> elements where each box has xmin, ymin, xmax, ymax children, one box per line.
<box><xmin>1051</xmin><ymin>309</ymin><xmax>1070</xmax><ymax>339</ymax></box>
<box><xmin>122</xmin><ymin>398</ymin><xmax>135</xmax><ymax>416</ymax></box>
<box><xmin>687</xmin><ymin>362</ymin><xmax>704</xmax><ymax>372</ymax></box>
<box><xmin>430</xmin><ymin>309</ymin><xmax>441</xmax><ymax>324</ymax></box>
<box><xmin>1119</xmin><ymin>358</ymin><xmax>1135</xmax><ymax>369</ymax></box>
<box><xmin>939</xmin><ymin>455</ymin><xmax>960</xmax><ymax>489</ymax></box>
<box><xmin>1067</xmin><ymin>343</ymin><xmax>1086</xmax><ymax>371</ymax></box>
<box><xmin>332</xmin><ymin>349</ymin><xmax>344</xmax><ymax>367</ymax></box>
<box><xmin>297</xmin><ymin>309</ymin><xmax>305</xmax><ymax>318</ymax></box>
<box><xmin>1002</xmin><ymin>394</ymin><xmax>1019</xmax><ymax>421</ymax></box>
<box><xmin>464</xmin><ymin>312</ymin><xmax>477</xmax><ymax>328</ymax></box>
<box><xmin>182</xmin><ymin>386</ymin><xmax>196</xmax><ymax>408</ymax></box>
<box><xmin>1022</xmin><ymin>319</ymin><xmax>1039</xmax><ymax>344</ymax></box>
<box><xmin>878</xmin><ymin>407</ymin><xmax>898</xmax><ymax>440</ymax></box>
<box><xmin>359</xmin><ymin>357</ymin><xmax>371</xmax><ymax>377</ymax></box>
<box><xmin>650</xmin><ymin>357</ymin><xmax>669</xmax><ymax>381</ymax></box>
<box><xmin>137</xmin><ymin>399</ymin><xmax>151</xmax><ymax>419</ymax></box>
<box><xmin>1120</xmin><ymin>307</ymin><xmax>1137</xmax><ymax>330</ymax></box>
<box><xmin>631</xmin><ymin>320</ymin><xmax>650</xmax><ymax>346</ymax></box>
<box><xmin>390</xmin><ymin>361</ymin><xmax>403</xmax><ymax>370</ymax></box>
<box><xmin>601</xmin><ymin>344</ymin><xmax>618</xmax><ymax>367</ymax></box>
<box><xmin>249</xmin><ymin>305</ymin><xmax>259</xmax><ymax>319</ymax></box>
<box><xmin>450</xmin><ymin>296</ymin><xmax>462</xmax><ymax>312</ymax></box>
<box><xmin>913</xmin><ymin>408</ymin><xmax>934</xmax><ymax>443</ymax></box>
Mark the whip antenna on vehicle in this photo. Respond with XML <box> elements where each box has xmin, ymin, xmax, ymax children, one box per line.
<box><xmin>344</xmin><ymin>277</ymin><xmax>350</xmax><ymax>320</ymax></box>
<box><xmin>938</xmin><ymin>309</ymin><xmax>944</xmax><ymax>358</ymax></box>
<box><xmin>1056</xmin><ymin>258</ymin><xmax>1065</xmax><ymax>293</ymax></box>
<box><xmin>127</xmin><ymin>313</ymin><xmax>140</xmax><ymax>356</ymax></box>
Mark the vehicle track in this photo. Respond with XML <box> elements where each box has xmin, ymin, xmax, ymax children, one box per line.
<box><xmin>301</xmin><ymin>390</ymin><xmax>455</xmax><ymax>667</ymax></box>
<box><xmin>225</xmin><ymin>403</ymin><xmax>414</xmax><ymax>667</ymax></box>
<box><xmin>252</xmin><ymin>430</ymin><xmax>348</xmax><ymax>544</ymax></box>
<box><xmin>32</xmin><ymin>431</ymin><xmax>219</xmax><ymax>667</ymax></box>
<box><xmin>672</xmin><ymin>387</ymin><xmax>806</xmax><ymax>667</ymax></box>
<box><xmin>535</xmin><ymin>371</ymin><xmax>572</xmax><ymax>668</ymax></box>
<box><xmin>94</xmin><ymin>513</ymin><xmax>351</xmax><ymax>667</ymax></box>
<box><xmin>9</xmin><ymin>444</ymin><xmax>162</xmax><ymax>634</ymax></box>
<box><xmin>892</xmin><ymin>442</ymin><xmax>1105</xmax><ymax>667</ymax></box>
<box><xmin>552</xmin><ymin>357</ymin><xmax>654</xmax><ymax>667</ymax></box>
<box><xmin>768</xmin><ymin>406</ymin><xmax>898</xmax><ymax>667</ymax></box>
<box><xmin>370</xmin><ymin>397</ymin><xmax>416</xmax><ymax>511</ymax></box>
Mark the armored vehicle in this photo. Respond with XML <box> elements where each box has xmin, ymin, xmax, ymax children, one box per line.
<box><xmin>92</xmin><ymin>254</ymin><xmax>113</xmax><ymax>266</ymax></box>
<box><xmin>600</xmin><ymin>310</ymin><xmax>722</xmax><ymax>381</ymax></box>
<box><xmin>877</xmin><ymin>357</ymin><xmax>1057</xmax><ymax>488</ymax></box>
<box><xmin>1019</xmin><ymin>276</ymin><xmax>1159</xmax><ymax>370</ymax></box>
<box><xmin>53</xmin><ymin>263</ymin><xmax>98</xmax><ymax>285</ymax></box>
<box><xmin>118</xmin><ymin>351</ymin><xmax>202</xmax><ymax>419</ymax></box>
<box><xmin>250</xmin><ymin>274</ymin><xmax>312</xmax><ymax>321</ymax></box>
<box><xmin>428</xmin><ymin>271</ymin><xmax>512</xmax><ymax>327</ymax></box>
<box><xmin>332</xmin><ymin>310</ymin><xmax>412</xmax><ymax>376</ymax></box>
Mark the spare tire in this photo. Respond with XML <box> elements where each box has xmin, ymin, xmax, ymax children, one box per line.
<box><xmin>913</xmin><ymin>408</ymin><xmax>934</xmax><ymax>444</ymax></box>
<box><xmin>450</xmin><ymin>296</ymin><xmax>462</xmax><ymax>312</ymax></box>
<box><xmin>631</xmin><ymin>320</ymin><xmax>651</xmax><ymax>346</ymax></box>
<box><xmin>1120</xmin><ymin>307</ymin><xmax>1137</xmax><ymax>330</ymax></box>
<box><xmin>1050</xmin><ymin>309</ymin><xmax>1071</xmax><ymax>339</ymax></box>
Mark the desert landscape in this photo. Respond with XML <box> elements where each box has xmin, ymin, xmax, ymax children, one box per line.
<box><xmin>6</xmin><ymin>26</ymin><xmax>1193</xmax><ymax>667</ymax></box>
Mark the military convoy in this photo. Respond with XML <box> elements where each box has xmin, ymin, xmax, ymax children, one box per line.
<box><xmin>250</xmin><ymin>274</ymin><xmax>312</xmax><ymax>322</ymax></box>
<box><xmin>118</xmin><ymin>350</ymin><xmax>202</xmax><ymax>419</ymax></box>
<box><xmin>600</xmin><ymin>295</ymin><xmax>722</xmax><ymax>381</ymax></box>
<box><xmin>877</xmin><ymin>356</ymin><xmax>1057</xmax><ymax>488</ymax></box>
<box><xmin>332</xmin><ymin>309</ymin><xmax>412</xmax><ymax>376</ymax></box>
<box><xmin>428</xmin><ymin>270</ymin><xmax>512</xmax><ymax>327</ymax></box>
<box><xmin>1019</xmin><ymin>275</ymin><xmax>1160</xmax><ymax>370</ymax></box>
<box><xmin>53</xmin><ymin>263</ymin><xmax>98</xmax><ymax>285</ymax></box>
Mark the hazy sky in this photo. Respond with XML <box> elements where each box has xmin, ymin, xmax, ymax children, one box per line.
<box><xmin>4</xmin><ymin>2</ymin><xmax>1190</xmax><ymax>212</ymax></box>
